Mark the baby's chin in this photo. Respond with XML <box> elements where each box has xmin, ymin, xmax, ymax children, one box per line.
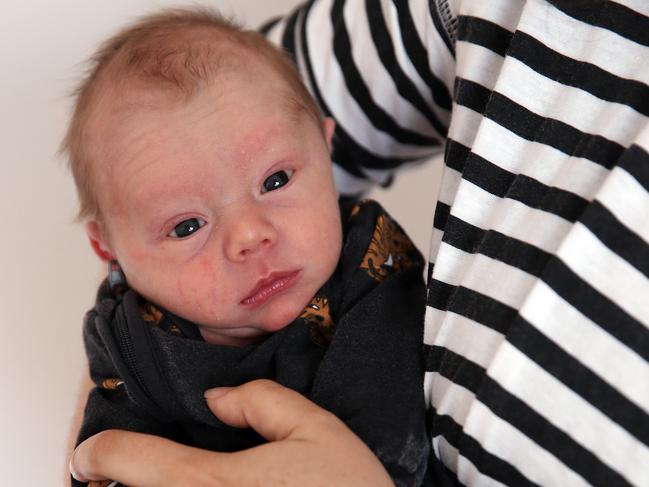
<box><xmin>194</xmin><ymin>298</ymin><xmax>312</xmax><ymax>346</ymax></box>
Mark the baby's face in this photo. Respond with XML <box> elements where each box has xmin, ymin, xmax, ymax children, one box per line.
<box><xmin>90</xmin><ymin>70</ymin><xmax>342</xmax><ymax>345</ymax></box>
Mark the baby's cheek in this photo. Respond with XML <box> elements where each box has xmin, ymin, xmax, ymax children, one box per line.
<box><xmin>175</xmin><ymin>258</ymin><xmax>219</xmax><ymax>306</ymax></box>
<box><xmin>198</xmin><ymin>255</ymin><xmax>215</xmax><ymax>274</ymax></box>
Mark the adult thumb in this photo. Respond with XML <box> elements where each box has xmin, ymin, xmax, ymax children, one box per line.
<box><xmin>204</xmin><ymin>379</ymin><xmax>342</xmax><ymax>442</ymax></box>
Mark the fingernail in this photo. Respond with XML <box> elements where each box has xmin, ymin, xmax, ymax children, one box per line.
<box><xmin>204</xmin><ymin>386</ymin><xmax>232</xmax><ymax>399</ymax></box>
<box><xmin>69</xmin><ymin>456</ymin><xmax>80</xmax><ymax>481</ymax></box>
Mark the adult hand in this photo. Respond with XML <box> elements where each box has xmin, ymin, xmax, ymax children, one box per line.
<box><xmin>70</xmin><ymin>379</ymin><xmax>393</xmax><ymax>487</ymax></box>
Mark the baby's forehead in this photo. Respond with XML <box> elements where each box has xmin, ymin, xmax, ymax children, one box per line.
<box><xmin>86</xmin><ymin>80</ymin><xmax>312</xmax><ymax>208</ymax></box>
<box><xmin>90</xmin><ymin>53</ymin><xmax>310</xmax><ymax>142</ymax></box>
<box><xmin>83</xmin><ymin>25</ymin><xmax>317</xmax><ymax>158</ymax></box>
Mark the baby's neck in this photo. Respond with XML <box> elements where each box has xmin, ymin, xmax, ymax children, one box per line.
<box><xmin>197</xmin><ymin>325</ymin><xmax>272</xmax><ymax>347</ymax></box>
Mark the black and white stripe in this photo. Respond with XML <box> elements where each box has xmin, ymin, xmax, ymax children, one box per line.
<box><xmin>265</xmin><ymin>0</ymin><xmax>649</xmax><ymax>485</ymax></box>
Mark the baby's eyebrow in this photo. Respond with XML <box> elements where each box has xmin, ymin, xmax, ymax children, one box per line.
<box><xmin>134</xmin><ymin>176</ymin><xmax>222</xmax><ymax>216</ymax></box>
<box><xmin>126</xmin><ymin>189</ymin><xmax>190</xmax><ymax>226</ymax></box>
<box><xmin>131</xmin><ymin>176</ymin><xmax>210</xmax><ymax>205</ymax></box>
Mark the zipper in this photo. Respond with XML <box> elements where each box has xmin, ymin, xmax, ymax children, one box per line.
<box><xmin>112</xmin><ymin>310</ymin><xmax>165</xmax><ymax>419</ymax></box>
<box><xmin>115</xmin><ymin>315</ymin><xmax>148</xmax><ymax>393</ymax></box>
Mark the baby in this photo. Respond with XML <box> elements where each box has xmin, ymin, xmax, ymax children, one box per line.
<box><xmin>64</xmin><ymin>8</ymin><xmax>429</xmax><ymax>487</ymax></box>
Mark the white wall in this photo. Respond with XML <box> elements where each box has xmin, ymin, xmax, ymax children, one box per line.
<box><xmin>0</xmin><ymin>1</ymin><xmax>441</xmax><ymax>484</ymax></box>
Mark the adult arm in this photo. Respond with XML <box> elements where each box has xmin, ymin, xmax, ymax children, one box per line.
<box><xmin>70</xmin><ymin>380</ymin><xmax>393</xmax><ymax>487</ymax></box>
<box><xmin>262</xmin><ymin>0</ymin><xmax>457</xmax><ymax>197</ymax></box>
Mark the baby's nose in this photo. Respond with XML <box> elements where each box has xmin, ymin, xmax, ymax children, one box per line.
<box><xmin>223</xmin><ymin>204</ymin><xmax>277</xmax><ymax>262</ymax></box>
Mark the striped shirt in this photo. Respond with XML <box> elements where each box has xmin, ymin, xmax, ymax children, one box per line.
<box><xmin>263</xmin><ymin>1</ymin><xmax>649</xmax><ymax>485</ymax></box>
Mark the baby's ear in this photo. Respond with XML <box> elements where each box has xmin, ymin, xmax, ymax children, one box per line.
<box><xmin>322</xmin><ymin>117</ymin><xmax>336</xmax><ymax>153</ymax></box>
<box><xmin>85</xmin><ymin>221</ymin><xmax>115</xmax><ymax>262</ymax></box>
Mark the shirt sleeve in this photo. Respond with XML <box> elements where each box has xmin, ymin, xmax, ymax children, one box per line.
<box><xmin>262</xmin><ymin>0</ymin><xmax>458</xmax><ymax>197</ymax></box>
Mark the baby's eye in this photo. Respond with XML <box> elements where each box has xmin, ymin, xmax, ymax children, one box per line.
<box><xmin>262</xmin><ymin>170</ymin><xmax>294</xmax><ymax>193</ymax></box>
<box><xmin>168</xmin><ymin>218</ymin><xmax>206</xmax><ymax>238</ymax></box>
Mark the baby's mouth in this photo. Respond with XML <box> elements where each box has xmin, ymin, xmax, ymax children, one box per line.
<box><xmin>240</xmin><ymin>270</ymin><xmax>301</xmax><ymax>308</ymax></box>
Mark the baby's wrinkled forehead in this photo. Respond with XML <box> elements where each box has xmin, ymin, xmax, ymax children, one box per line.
<box><xmin>86</xmin><ymin>73</ymin><xmax>314</xmax><ymax>223</ymax></box>
<box><xmin>86</xmin><ymin>59</ymin><xmax>307</xmax><ymax>175</ymax></box>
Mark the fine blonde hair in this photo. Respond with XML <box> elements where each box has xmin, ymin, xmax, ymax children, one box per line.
<box><xmin>60</xmin><ymin>7</ymin><xmax>321</xmax><ymax>221</ymax></box>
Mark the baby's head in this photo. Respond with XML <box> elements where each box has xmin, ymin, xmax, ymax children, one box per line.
<box><xmin>62</xmin><ymin>8</ymin><xmax>342</xmax><ymax>346</ymax></box>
